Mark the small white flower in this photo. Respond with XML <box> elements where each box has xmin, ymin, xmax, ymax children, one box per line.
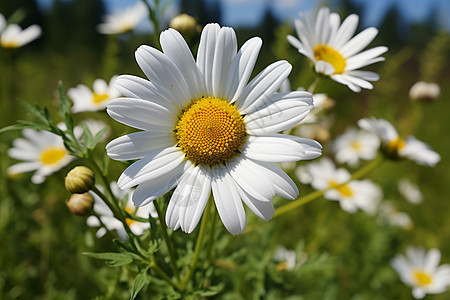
<box><xmin>68</xmin><ymin>76</ymin><xmax>120</xmax><ymax>113</ymax></box>
<box><xmin>274</xmin><ymin>246</ymin><xmax>296</xmax><ymax>270</ymax></box>
<box><xmin>358</xmin><ymin>117</ymin><xmax>440</xmax><ymax>166</ymax></box>
<box><xmin>87</xmin><ymin>182</ymin><xmax>156</xmax><ymax>240</ymax></box>
<box><xmin>299</xmin><ymin>158</ymin><xmax>381</xmax><ymax>214</ymax></box>
<box><xmin>0</xmin><ymin>14</ymin><xmax>41</xmax><ymax>48</ymax></box>
<box><xmin>97</xmin><ymin>1</ymin><xmax>148</xmax><ymax>34</ymax></box>
<box><xmin>377</xmin><ymin>202</ymin><xmax>413</xmax><ymax>230</ymax></box>
<box><xmin>106</xmin><ymin>23</ymin><xmax>322</xmax><ymax>235</ymax></box>
<box><xmin>398</xmin><ymin>178</ymin><xmax>423</xmax><ymax>204</ymax></box>
<box><xmin>78</xmin><ymin>119</ymin><xmax>110</xmax><ymax>142</ymax></box>
<box><xmin>287</xmin><ymin>7</ymin><xmax>388</xmax><ymax>92</ymax></box>
<box><xmin>409</xmin><ymin>81</ymin><xmax>440</xmax><ymax>101</ymax></box>
<box><xmin>391</xmin><ymin>246</ymin><xmax>450</xmax><ymax>299</ymax></box>
<box><xmin>7</xmin><ymin>128</ymin><xmax>75</xmax><ymax>184</ymax></box>
<box><xmin>332</xmin><ymin>127</ymin><xmax>380</xmax><ymax>167</ymax></box>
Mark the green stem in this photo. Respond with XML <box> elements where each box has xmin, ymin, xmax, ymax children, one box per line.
<box><xmin>273</xmin><ymin>156</ymin><xmax>384</xmax><ymax>218</ymax></box>
<box><xmin>150</xmin><ymin>260</ymin><xmax>178</xmax><ymax>289</ymax></box>
<box><xmin>179</xmin><ymin>198</ymin><xmax>212</xmax><ymax>290</ymax></box>
<box><xmin>205</xmin><ymin>204</ymin><xmax>217</xmax><ymax>267</ymax></box>
<box><xmin>153</xmin><ymin>200</ymin><xmax>180</xmax><ymax>281</ymax></box>
<box><xmin>307</xmin><ymin>77</ymin><xmax>321</xmax><ymax>94</ymax></box>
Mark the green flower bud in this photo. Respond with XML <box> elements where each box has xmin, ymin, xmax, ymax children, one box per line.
<box><xmin>170</xmin><ymin>14</ymin><xmax>199</xmax><ymax>37</ymax></box>
<box><xmin>66</xmin><ymin>192</ymin><xmax>94</xmax><ymax>216</ymax></box>
<box><xmin>65</xmin><ymin>166</ymin><xmax>95</xmax><ymax>194</ymax></box>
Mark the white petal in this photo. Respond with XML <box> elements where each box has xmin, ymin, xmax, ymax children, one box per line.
<box><xmin>244</xmin><ymin>91</ymin><xmax>313</xmax><ymax>134</ymax></box>
<box><xmin>106</xmin><ymin>131</ymin><xmax>176</xmax><ymax>160</ymax></box>
<box><xmin>118</xmin><ymin>147</ymin><xmax>186</xmax><ymax>189</ymax></box>
<box><xmin>226</xmin><ymin>156</ymin><xmax>275</xmax><ymax>202</ymax></box>
<box><xmin>135</xmin><ymin>45</ymin><xmax>191</xmax><ymax>108</ymax></box>
<box><xmin>197</xmin><ymin>23</ymin><xmax>220</xmax><ymax>96</ymax></box>
<box><xmin>329</xmin><ymin>14</ymin><xmax>359</xmax><ymax>49</ymax></box>
<box><xmin>160</xmin><ymin>28</ymin><xmax>205</xmax><ymax>99</ymax></box>
<box><xmin>211</xmin><ymin>164</ymin><xmax>246</xmax><ymax>235</ymax></box>
<box><xmin>424</xmin><ymin>249</ymin><xmax>441</xmax><ymax>272</ymax></box>
<box><xmin>107</xmin><ymin>98</ymin><xmax>175</xmax><ymax>131</ymax></box>
<box><xmin>236</xmin><ymin>61</ymin><xmax>292</xmax><ymax>114</ymax></box>
<box><xmin>132</xmin><ymin>162</ymin><xmax>185</xmax><ymax>207</ymax></box>
<box><xmin>236</xmin><ymin>184</ymin><xmax>274</xmax><ymax>221</ymax></box>
<box><xmin>167</xmin><ymin>165</ymin><xmax>211</xmax><ymax>233</ymax></box>
<box><xmin>346</xmin><ymin>70</ymin><xmax>380</xmax><ymax>81</ymax></box>
<box><xmin>287</xmin><ymin>136</ymin><xmax>323</xmax><ymax>159</ymax></box>
<box><xmin>7</xmin><ymin>161</ymin><xmax>41</xmax><ymax>175</ymax></box>
<box><xmin>212</xmin><ymin>26</ymin><xmax>237</xmax><ymax>99</ymax></box>
<box><xmin>241</xmin><ymin>135</ymin><xmax>306</xmax><ymax>162</ymax></box>
<box><xmin>340</xmin><ymin>27</ymin><xmax>378</xmax><ymax>58</ymax></box>
<box><xmin>345</xmin><ymin>46</ymin><xmax>388</xmax><ymax>70</ymax></box>
<box><xmin>315</xmin><ymin>60</ymin><xmax>335</xmax><ymax>76</ymax></box>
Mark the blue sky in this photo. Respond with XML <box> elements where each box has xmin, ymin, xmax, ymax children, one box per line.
<box><xmin>36</xmin><ymin>0</ymin><xmax>450</xmax><ymax>30</ymax></box>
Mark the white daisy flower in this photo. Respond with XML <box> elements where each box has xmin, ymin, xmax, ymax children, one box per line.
<box><xmin>287</xmin><ymin>7</ymin><xmax>388</xmax><ymax>92</ymax></box>
<box><xmin>391</xmin><ymin>246</ymin><xmax>450</xmax><ymax>299</ymax></box>
<box><xmin>106</xmin><ymin>23</ymin><xmax>322</xmax><ymax>235</ymax></box>
<box><xmin>358</xmin><ymin>117</ymin><xmax>440</xmax><ymax>166</ymax></box>
<box><xmin>332</xmin><ymin>127</ymin><xmax>380</xmax><ymax>167</ymax></box>
<box><xmin>0</xmin><ymin>14</ymin><xmax>42</xmax><ymax>48</ymax></box>
<box><xmin>274</xmin><ymin>246</ymin><xmax>296</xmax><ymax>271</ymax></box>
<box><xmin>7</xmin><ymin>128</ymin><xmax>75</xmax><ymax>184</ymax></box>
<box><xmin>299</xmin><ymin>158</ymin><xmax>381</xmax><ymax>214</ymax></box>
<box><xmin>87</xmin><ymin>182</ymin><xmax>157</xmax><ymax>240</ymax></box>
<box><xmin>97</xmin><ymin>1</ymin><xmax>148</xmax><ymax>35</ymax></box>
<box><xmin>409</xmin><ymin>81</ymin><xmax>440</xmax><ymax>101</ymax></box>
<box><xmin>68</xmin><ymin>76</ymin><xmax>120</xmax><ymax>113</ymax></box>
<box><xmin>377</xmin><ymin>202</ymin><xmax>413</xmax><ymax>230</ymax></box>
<box><xmin>398</xmin><ymin>178</ymin><xmax>423</xmax><ymax>204</ymax></box>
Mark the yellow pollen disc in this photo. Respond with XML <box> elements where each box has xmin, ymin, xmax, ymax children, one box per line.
<box><xmin>313</xmin><ymin>44</ymin><xmax>346</xmax><ymax>74</ymax></box>
<box><xmin>350</xmin><ymin>141</ymin><xmax>361</xmax><ymax>151</ymax></box>
<box><xmin>1</xmin><ymin>41</ymin><xmax>20</xmax><ymax>48</ymax></box>
<box><xmin>387</xmin><ymin>137</ymin><xmax>406</xmax><ymax>153</ymax></box>
<box><xmin>125</xmin><ymin>206</ymin><xmax>137</xmax><ymax>227</ymax></box>
<box><xmin>413</xmin><ymin>270</ymin><xmax>432</xmax><ymax>286</ymax></box>
<box><xmin>39</xmin><ymin>147</ymin><xmax>67</xmax><ymax>165</ymax></box>
<box><xmin>93</xmin><ymin>93</ymin><xmax>110</xmax><ymax>104</ymax></box>
<box><xmin>175</xmin><ymin>97</ymin><xmax>246</xmax><ymax>165</ymax></box>
<box><xmin>329</xmin><ymin>180</ymin><xmax>353</xmax><ymax>197</ymax></box>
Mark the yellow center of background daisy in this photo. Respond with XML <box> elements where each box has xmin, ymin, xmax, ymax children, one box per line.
<box><xmin>313</xmin><ymin>44</ymin><xmax>346</xmax><ymax>74</ymax></box>
<box><xmin>39</xmin><ymin>147</ymin><xmax>67</xmax><ymax>165</ymax></box>
<box><xmin>125</xmin><ymin>206</ymin><xmax>138</xmax><ymax>227</ymax></box>
<box><xmin>387</xmin><ymin>137</ymin><xmax>406</xmax><ymax>153</ymax></box>
<box><xmin>175</xmin><ymin>97</ymin><xmax>246</xmax><ymax>165</ymax></box>
<box><xmin>329</xmin><ymin>180</ymin><xmax>354</xmax><ymax>197</ymax></box>
<box><xmin>1</xmin><ymin>41</ymin><xmax>20</xmax><ymax>48</ymax></box>
<box><xmin>412</xmin><ymin>270</ymin><xmax>432</xmax><ymax>286</ymax></box>
<box><xmin>93</xmin><ymin>93</ymin><xmax>109</xmax><ymax>104</ymax></box>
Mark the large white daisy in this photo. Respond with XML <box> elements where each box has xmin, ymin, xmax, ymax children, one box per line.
<box><xmin>0</xmin><ymin>13</ymin><xmax>41</xmax><ymax>48</ymax></box>
<box><xmin>287</xmin><ymin>7</ymin><xmax>388</xmax><ymax>92</ymax></box>
<box><xmin>358</xmin><ymin>117</ymin><xmax>440</xmax><ymax>166</ymax></box>
<box><xmin>68</xmin><ymin>76</ymin><xmax>120</xmax><ymax>113</ymax></box>
<box><xmin>7</xmin><ymin>128</ymin><xmax>75</xmax><ymax>184</ymax></box>
<box><xmin>106</xmin><ymin>23</ymin><xmax>322</xmax><ymax>235</ymax></box>
<box><xmin>391</xmin><ymin>246</ymin><xmax>450</xmax><ymax>299</ymax></box>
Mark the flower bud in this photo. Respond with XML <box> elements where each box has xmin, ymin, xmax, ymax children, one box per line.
<box><xmin>169</xmin><ymin>14</ymin><xmax>199</xmax><ymax>36</ymax></box>
<box><xmin>66</xmin><ymin>192</ymin><xmax>94</xmax><ymax>216</ymax></box>
<box><xmin>65</xmin><ymin>166</ymin><xmax>95</xmax><ymax>194</ymax></box>
<box><xmin>409</xmin><ymin>81</ymin><xmax>440</xmax><ymax>101</ymax></box>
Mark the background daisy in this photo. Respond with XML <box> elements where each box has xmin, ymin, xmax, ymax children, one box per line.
<box><xmin>97</xmin><ymin>1</ymin><xmax>148</xmax><ymax>35</ymax></box>
<box><xmin>0</xmin><ymin>13</ymin><xmax>41</xmax><ymax>48</ymax></box>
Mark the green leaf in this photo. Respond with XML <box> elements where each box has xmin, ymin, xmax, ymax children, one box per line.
<box><xmin>0</xmin><ymin>121</ymin><xmax>47</xmax><ymax>134</ymax></box>
<box><xmin>80</xmin><ymin>124</ymin><xmax>93</xmax><ymax>147</ymax></box>
<box><xmin>20</xmin><ymin>101</ymin><xmax>48</xmax><ymax>124</ymax></box>
<box><xmin>102</xmin><ymin>151</ymin><xmax>110</xmax><ymax>177</ymax></box>
<box><xmin>58</xmin><ymin>81</ymin><xmax>72</xmax><ymax>119</ymax></box>
<box><xmin>83</xmin><ymin>252</ymin><xmax>134</xmax><ymax>267</ymax></box>
<box><xmin>130</xmin><ymin>267</ymin><xmax>151</xmax><ymax>300</ymax></box>
<box><xmin>88</xmin><ymin>127</ymin><xmax>108</xmax><ymax>149</ymax></box>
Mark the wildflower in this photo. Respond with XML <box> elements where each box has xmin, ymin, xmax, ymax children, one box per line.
<box><xmin>391</xmin><ymin>246</ymin><xmax>450</xmax><ymax>299</ymax></box>
<box><xmin>169</xmin><ymin>14</ymin><xmax>199</xmax><ymax>37</ymax></box>
<box><xmin>297</xmin><ymin>158</ymin><xmax>381</xmax><ymax>214</ymax></box>
<box><xmin>86</xmin><ymin>182</ymin><xmax>156</xmax><ymax>240</ymax></box>
<box><xmin>274</xmin><ymin>246</ymin><xmax>296</xmax><ymax>271</ymax></box>
<box><xmin>106</xmin><ymin>23</ymin><xmax>322</xmax><ymax>235</ymax></box>
<box><xmin>68</xmin><ymin>76</ymin><xmax>120</xmax><ymax>113</ymax></box>
<box><xmin>65</xmin><ymin>166</ymin><xmax>95</xmax><ymax>194</ymax></box>
<box><xmin>332</xmin><ymin>127</ymin><xmax>380</xmax><ymax>167</ymax></box>
<box><xmin>398</xmin><ymin>178</ymin><xmax>423</xmax><ymax>204</ymax></box>
<box><xmin>409</xmin><ymin>81</ymin><xmax>440</xmax><ymax>101</ymax></box>
<box><xmin>7</xmin><ymin>128</ymin><xmax>75</xmax><ymax>184</ymax></box>
<box><xmin>358</xmin><ymin>117</ymin><xmax>440</xmax><ymax>166</ymax></box>
<box><xmin>66</xmin><ymin>192</ymin><xmax>94</xmax><ymax>216</ymax></box>
<box><xmin>97</xmin><ymin>1</ymin><xmax>148</xmax><ymax>34</ymax></box>
<box><xmin>377</xmin><ymin>202</ymin><xmax>413</xmax><ymax>230</ymax></box>
<box><xmin>0</xmin><ymin>14</ymin><xmax>41</xmax><ymax>48</ymax></box>
<box><xmin>287</xmin><ymin>7</ymin><xmax>387</xmax><ymax>92</ymax></box>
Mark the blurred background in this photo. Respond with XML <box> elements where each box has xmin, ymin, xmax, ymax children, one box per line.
<box><xmin>1</xmin><ymin>0</ymin><xmax>449</xmax><ymax>299</ymax></box>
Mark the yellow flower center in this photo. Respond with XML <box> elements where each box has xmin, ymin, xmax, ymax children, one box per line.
<box><xmin>350</xmin><ymin>141</ymin><xmax>361</xmax><ymax>151</ymax></box>
<box><xmin>125</xmin><ymin>206</ymin><xmax>137</xmax><ymax>227</ymax></box>
<box><xmin>1</xmin><ymin>40</ymin><xmax>20</xmax><ymax>48</ymax></box>
<box><xmin>39</xmin><ymin>147</ymin><xmax>67</xmax><ymax>165</ymax></box>
<box><xmin>93</xmin><ymin>93</ymin><xmax>110</xmax><ymax>104</ymax></box>
<box><xmin>329</xmin><ymin>180</ymin><xmax>353</xmax><ymax>197</ymax></box>
<box><xmin>313</xmin><ymin>44</ymin><xmax>346</xmax><ymax>74</ymax></box>
<box><xmin>175</xmin><ymin>97</ymin><xmax>246</xmax><ymax>165</ymax></box>
<box><xmin>412</xmin><ymin>270</ymin><xmax>432</xmax><ymax>286</ymax></box>
<box><xmin>386</xmin><ymin>137</ymin><xmax>406</xmax><ymax>153</ymax></box>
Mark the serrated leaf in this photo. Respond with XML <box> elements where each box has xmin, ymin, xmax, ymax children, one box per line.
<box><xmin>130</xmin><ymin>267</ymin><xmax>151</xmax><ymax>300</ymax></box>
<box><xmin>80</xmin><ymin>124</ymin><xmax>93</xmax><ymax>147</ymax></box>
<box><xmin>88</xmin><ymin>127</ymin><xmax>108</xmax><ymax>149</ymax></box>
<box><xmin>0</xmin><ymin>122</ymin><xmax>46</xmax><ymax>134</ymax></box>
<box><xmin>20</xmin><ymin>102</ymin><xmax>48</xmax><ymax>124</ymax></box>
<box><xmin>102</xmin><ymin>151</ymin><xmax>110</xmax><ymax>176</ymax></box>
<box><xmin>83</xmin><ymin>252</ymin><xmax>133</xmax><ymax>267</ymax></box>
<box><xmin>64</xmin><ymin>112</ymin><xmax>74</xmax><ymax>133</ymax></box>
